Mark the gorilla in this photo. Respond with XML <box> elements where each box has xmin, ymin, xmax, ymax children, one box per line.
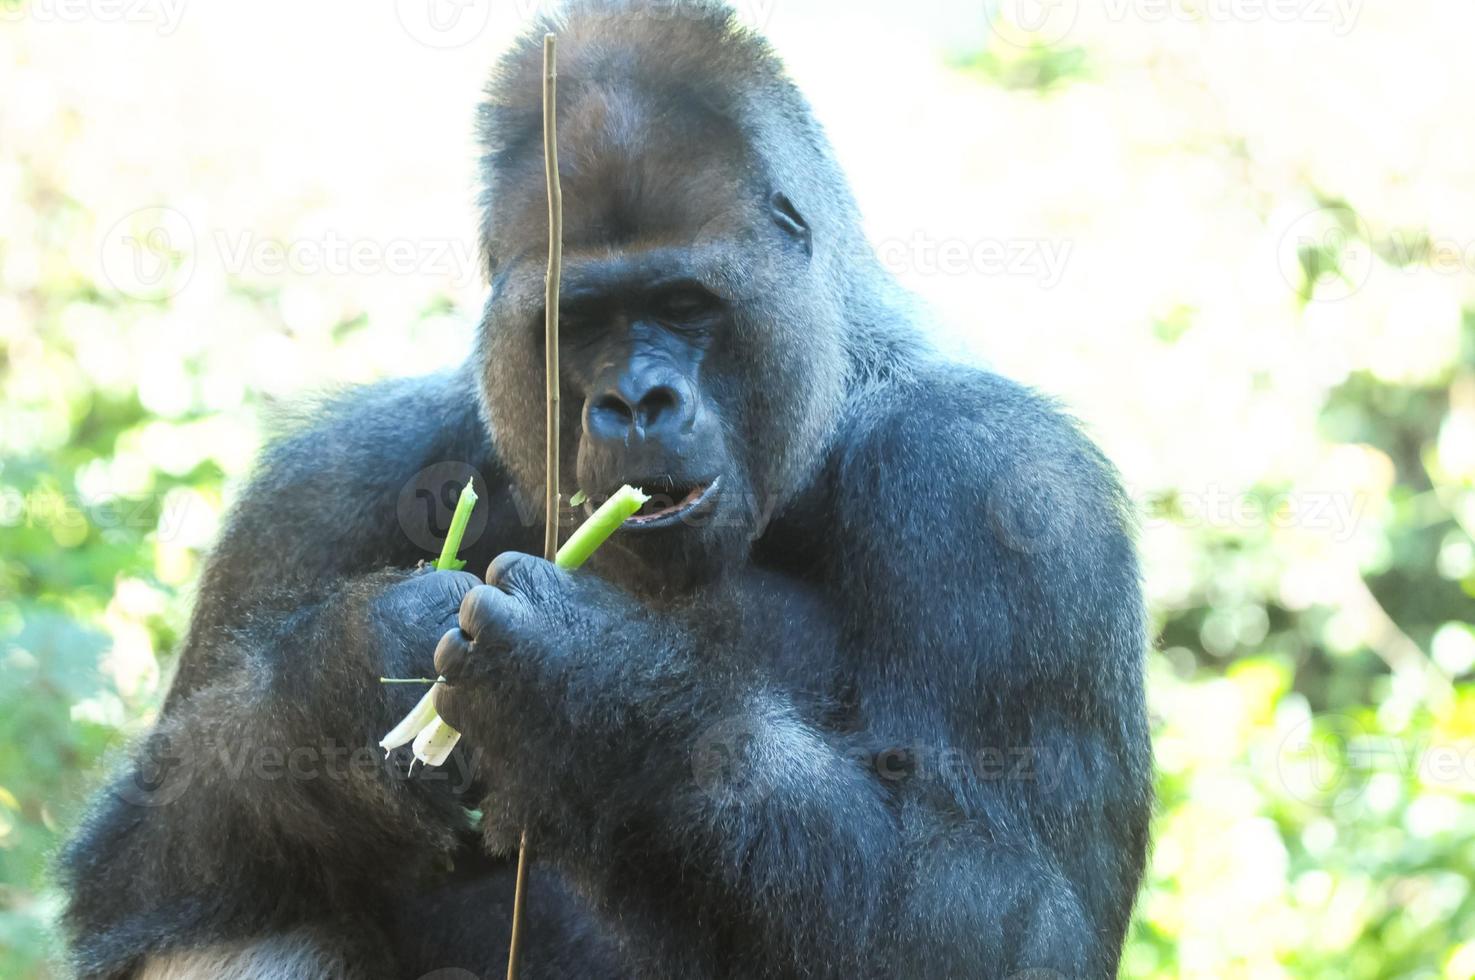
<box><xmin>60</xmin><ymin>2</ymin><xmax>1152</xmax><ymax>977</ymax></box>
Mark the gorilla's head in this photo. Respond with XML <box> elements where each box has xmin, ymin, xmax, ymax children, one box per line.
<box><xmin>476</xmin><ymin>0</ymin><xmax>892</xmax><ymax>583</ymax></box>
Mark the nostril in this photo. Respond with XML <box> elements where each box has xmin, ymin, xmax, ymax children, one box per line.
<box><xmin>587</xmin><ymin>394</ymin><xmax>634</xmax><ymax>440</ymax></box>
<box><xmin>594</xmin><ymin>393</ymin><xmax>634</xmax><ymax>420</ymax></box>
<box><xmin>635</xmin><ymin>386</ymin><xmax>680</xmax><ymax>428</ymax></box>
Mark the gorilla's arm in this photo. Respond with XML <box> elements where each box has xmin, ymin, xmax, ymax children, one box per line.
<box><xmin>58</xmin><ymin>370</ymin><xmax>540</xmax><ymax>977</ymax></box>
<box><xmin>61</xmin><ymin>572</ymin><xmax>472</xmax><ymax>978</ymax></box>
<box><xmin>823</xmin><ymin>368</ymin><xmax>1152</xmax><ymax>977</ymax></box>
<box><xmin>435</xmin><ymin>368</ymin><xmax>1152</xmax><ymax>978</ymax></box>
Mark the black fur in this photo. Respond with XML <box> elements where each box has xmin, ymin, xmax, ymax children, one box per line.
<box><xmin>59</xmin><ymin>3</ymin><xmax>1151</xmax><ymax>977</ymax></box>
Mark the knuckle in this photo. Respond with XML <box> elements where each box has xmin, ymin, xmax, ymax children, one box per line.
<box><xmin>413</xmin><ymin>571</ymin><xmax>480</xmax><ymax>621</ymax></box>
<box><xmin>433</xmin><ymin>627</ymin><xmax>469</xmax><ymax>677</ymax></box>
<box><xmin>438</xmin><ymin>569</ymin><xmax>482</xmax><ymax>599</ymax></box>
<box><xmin>459</xmin><ymin>583</ymin><xmax>515</xmax><ymax>637</ymax></box>
<box><xmin>486</xmin><ymin>551</ymin><xmax>534</xmax><ymax>590</ymax></box>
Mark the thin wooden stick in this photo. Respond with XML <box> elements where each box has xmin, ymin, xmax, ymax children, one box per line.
<box><xmin>541</xmin><ymin>32</ymin><xmax>562</xmax><ymax>569</ymax></box>
<box><xmin>507</xmin><ymin>30</ymin><xmax>561</xmax><ymax>980</ymax></box>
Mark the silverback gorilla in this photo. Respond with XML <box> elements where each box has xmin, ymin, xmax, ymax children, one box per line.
<box><xmin>60</xmin><ymin>2</ymin><xmax>1151</xmax><ymax>977</ymax></box>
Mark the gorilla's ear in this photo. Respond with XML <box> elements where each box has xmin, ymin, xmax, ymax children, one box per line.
<box><xmin>769</xmin><ymin>192</ymin><xmax>813</xmax><ymax>257</ymax></box>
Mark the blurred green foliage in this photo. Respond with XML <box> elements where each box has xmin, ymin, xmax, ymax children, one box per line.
<box><xmin>5</xmin><ymin>4</ymin><xmax>1475</xmax><ymax>979</ymax></box>
<box><xmin>953</xmin><ymin>41</ymin><xmax>1092</xmax><ymax>93</ymax></box>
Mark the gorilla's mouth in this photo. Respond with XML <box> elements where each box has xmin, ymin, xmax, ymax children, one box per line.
<box><xmin>620</xmin><ymin>477</ymin><xmax>721</xmax><ymax>530</ymax></box>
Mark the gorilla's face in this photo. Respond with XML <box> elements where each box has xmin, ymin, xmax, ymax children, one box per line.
<box><xmin>562</xmin><ymin>260</ymin><xmax>734</xmax><ymax>529</ymax></box>
<box><xmin>557</xmin><ymin>244</ymin><xmax>754</xmax><ymax>572</ymax></box>
<box><xmin>481</xmin><ymin>219</ymin><xmax>815</xmax><ymax>581</ymax></box>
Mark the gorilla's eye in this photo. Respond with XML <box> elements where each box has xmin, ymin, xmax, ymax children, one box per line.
<box><xmin>770</xmin><ymin>192</ymin><xmax>812</xmax><ymax>256</ymax></box>
<box><xmin>656</xmin><ymin>287</ymin><xmax>720</xmax><ymax>323</ymax></box>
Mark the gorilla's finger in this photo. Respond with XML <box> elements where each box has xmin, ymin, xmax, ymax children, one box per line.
<box><xmin>433</xmin><ymin>627</ymin><xmax>472</xmax><ymax>680</ymax></box>
<box><xmin>486</xmin><ymin>551</ymin><xmax>560</xmax><ymax>596</ymax></box>
<box><xmin>379</xmin><ymin>569</ymin><xmax>480</xmax><ymax>626</ymax></box>
<box><xmin>433</xmin><ymin>683</ymin><xmax>465</xmax><ymax>731</ymax></box>
<box><xmin>458</xmin><ymin>583</ymin><xmax>522</xmax><ymax>640</ymax></box>
<box><xmin>427</xmin><ymin>569</ymin><xmax>483</xmax><ymax>605</ymax></box>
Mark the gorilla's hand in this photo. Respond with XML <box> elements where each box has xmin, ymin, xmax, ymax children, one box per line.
<box><xmin>369</xmin><ymin>566</ymin><xmax>482</xmax><ymax>679</ymax></box>
<box><xmin>429</xmin><ymin>551</ymin><xmax>700</xmax><ymax>850</ymax></box>
<box><xmin>431</xmin><ymin>552</ymin><xmax>651</xmax><ymax>736</ymax></box>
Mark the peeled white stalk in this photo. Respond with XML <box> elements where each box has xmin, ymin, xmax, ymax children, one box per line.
<box><xmin>410</xmin><ymin>714</ymin><xmax>461</xmax><ymax>768</ymax></box>
<box><xmin>379</xmin><ymin>684</ymin><xmax>441</xmax><ymax>757</ymax></box>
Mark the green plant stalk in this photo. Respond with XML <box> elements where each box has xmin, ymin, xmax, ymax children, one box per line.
<box><xmin>436</xmin><ymin>478</ymin><xmax>478</xmax><ymax>571</ymax></box>
<box><xmin>381</xmin><ymin>483</ymin><xmax>650</xmax><ymax>766</ymax></box>
<box><xmin>555</xmin><ymin>484</ymin><xmax>650</xmax><ymax>569</ymax></box>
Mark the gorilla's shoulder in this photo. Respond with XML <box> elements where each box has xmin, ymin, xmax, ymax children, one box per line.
<box><xmin>830</xmin><ymin>362</ymin><xmax>1135</xmax><ymax>558</ymax></box>
<box><xmin>212</xmin><ymin>364</ymin><xmax>500</xmax><ymax>579</ymax></box>
<box><xmin>255</xmin><ymin>364</ymin><xmax>490</xmax><ymax>485</ymax></box>
<box><xmin>839</xmin><ymin>363</ymin><xmax>1116</xmax><ymax>476</ymax></box>
<box><xmin>160</xmin><ymin>367</ymin><xmax>509</xmax><ymax>702</ymax></box>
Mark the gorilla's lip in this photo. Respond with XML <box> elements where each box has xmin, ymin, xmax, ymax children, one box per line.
<box><xmin>615</xmin><ymin>476</ymin><xmax>722</xmax><ymax>531</ymax></box>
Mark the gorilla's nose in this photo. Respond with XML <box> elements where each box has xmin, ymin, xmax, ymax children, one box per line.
<box><xmin>585</xmin><ymin>372</ymin><xmax>696</xmax><ymax>444</ymax></box>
